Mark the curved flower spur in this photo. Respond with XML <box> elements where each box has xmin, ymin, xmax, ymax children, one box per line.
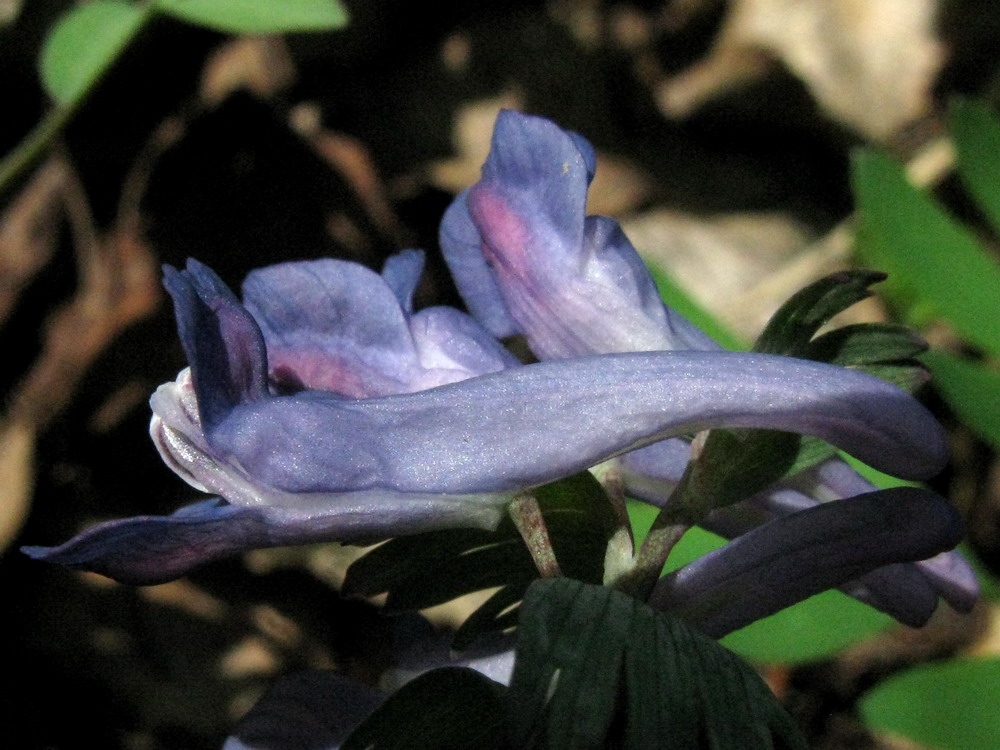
<box><xmin>24</xmin><ymin>249</ymin><xmax>952</xmax><ymax>591</ymax></box>
<box><xmin>440</xmin><ymin>109</ymin><xmax>975</xmax><ymax>625</ymax></box>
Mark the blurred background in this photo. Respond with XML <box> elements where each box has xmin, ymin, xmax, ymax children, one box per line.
<box><xmin>3</xmin><ymin>1</ymin><xmax>1000</xmax><ymax>747</ymax></box>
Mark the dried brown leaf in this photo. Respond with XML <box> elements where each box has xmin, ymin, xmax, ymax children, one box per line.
<box><xmin>658</xmin><ymin>0</ymin><xmax>943</xmax><ymax>141</ymax></box>
<box><xmin>0</xmin><ymin>420</ymin><xmax>34</xmax><ymax>552</ymax></box>
<box><xmin>0</xmin><ymin>157</ymin><xmax>69</xmax><ymax>325</ymax></box>
<box><xmin>8</xmin><ymin>226</ymin><xmax>159</xmax><ymax>430</ymax></box>
<box><xmin>200</xmin><ymin>36</ymin><xmax>296</xmax><ymax>106</ymax></box>
<box><xmin>624</xmin><ymin>208</ymin><xmax>816</xmax><ymax>338</ymax></box>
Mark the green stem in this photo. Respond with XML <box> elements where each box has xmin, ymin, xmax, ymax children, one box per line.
<box><xmin>0</xmin><ymin>105</ymin><xmax>78</xmax><ymax>196</ymax></box>
<box><xmin>0</xmin><ymin>4</ymin><xmax>157</xmax><ymax>198</ymax></box>
<box><xmin>612</xmin><ymin>460</ymin><xmax>711</xmax><ymax>601</ymax></box>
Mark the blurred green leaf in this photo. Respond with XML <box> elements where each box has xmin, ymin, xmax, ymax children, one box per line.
<box><xmin>924</xmin><ymin>349</ymin><xmax>1000</xmax><ymax>450</ymax></box>
<box><xmin>861</xmin><ymin>658</ymin><xmax>1000</xmax><ymax>750</ymax></box>
<box><xmin>628</xmin><ymin>505</ymin><xmax>892</xmax><ymax>663</ymax></box>
<box><xmin>720</xmin><ymin>590</ymin><xmax>892</xmax><ymax>664</ymax></box>
<box><xmin>40</xmin><ymin>1</ymin><xmax>147</xmax><ymax>105</ymax></box>
<box><xmin>852</xmin><ymin>149</ymin><xmax>1000</xmax><ymax>357</ymax></box>
<box><xmin>950</xmin><ymin>98</ymin><xmax>1000</xmax><ymax>236</ymax></box>
<box><xmin>510</xmin><ymin>578</ymin><xmax>807</xmax><ymax>750</ymax></box>
<box><xmin>155</xmin><ymin>0</ymin><xmax>349</xmax><ymax>33</ymax></box>
<box><xmin>343</xmin><ymin>667</ymin><xmax>507</xmax><ymax>750</ymax></box>
<box><xmin>645</xmin><ymin>263</ymin><xmax>747</xmax><ymax>350</ymax></box>
<box><xmin>841</xmin><ymin>453</ymin><xmax>918</xmax><ymax>489</ymax></box>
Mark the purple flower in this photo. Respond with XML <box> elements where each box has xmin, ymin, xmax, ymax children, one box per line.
<box><xmin>440</xmin><ymin>112</ymin><xmax>716</xmax><ymax>357</ymax></box>
<box><xmin>23</xmin><ymin>248</ymin><xmax>948</xmax><ymax>586</ymax></box>
<box><xmin>439</xmin><ymin>109</ymin><xmax>974</xmax><ymax>626</ymax></box>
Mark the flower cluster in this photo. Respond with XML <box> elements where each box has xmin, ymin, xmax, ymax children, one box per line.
<box><xmin>24</xmin><ymin>110</ymin><xmax>974</xmax><ymax>635</ymax></box>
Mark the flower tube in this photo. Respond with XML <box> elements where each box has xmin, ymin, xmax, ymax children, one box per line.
<box><xmin>23</xmin><ymin>254</ymin><xmax>947</xmax><ymax>585</ymax></box>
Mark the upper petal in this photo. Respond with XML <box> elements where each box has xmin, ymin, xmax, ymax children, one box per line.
<box><xmin>459</xmin><ymin>110</ymin><xmax>716</xmax><ymax>358</ymax></box>
<box><xmin>241</xmin><ymin>257</ymin><xmax>420</xmax><ymax>397</ymax></box>
<box><xmin>381</xmin><ymin>248</ymin><xmax>425</xmax><ymax>314</ymax></box>
<box><xmin>439</xmin><ymin>190</ymin><xmax>521</xmax><ymax>339</ymax></box>
<box><xmin>163</xmin><ymin>260</ymin><xmax>269</xmax><ymax>425</ymax></box>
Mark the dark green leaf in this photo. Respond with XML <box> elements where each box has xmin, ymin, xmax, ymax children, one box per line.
<box><xmin>692</xmin><ymin>271</ymin><xmax>928</xmax><ymax>498</ymax></box>
<box><xmin>453</xmin><ymin>585</ymin><xmax>524</xmax><ymax>650</ymax></box>
<box><xmin>343</xmin><ymin>472</ymin><xmax>618</xmax><ymax>641</ymax></box>
<box><xmin>154</xmin><ymin>0</ymin><xmax>349</xmax><ymax>33</ymax></box>
<box><xmin>852</xmin><ymin>149</ymin><xmax>1000</xmax><ymax>357</ymax></box>
<box><xmin>342</xmin><ymin>667</ymin><xmax>508</xmax><ymax>750</ymax></box>
<box><xmin>753</xmin><ymin>270</ymin><xmax>886</xmax><ymax>356</ymax></box>
<box><xmin>40</xmin><ymin>1</ymin><xmax>147</xmax><ymax>105</ymax></box>
<box><xmin>950</xmin><ymin>98</ymin><xmax>1000</xmax><ymax>237</ymax></box>
<box><xmin>510</xmin><ymin>578</ymin><xmax>807</xmax><ymax>750</ymax></box>
<box><xmin>860</xmin><ymin>658</ymin><xmax>1000</xmax><ymax>750</ymax></box>
<box><xmin>807</xmin><ymin>322</ymin><xmax>927</xmax><ymax>364</ymax></box>
<box><xmin>807</xmin><ymin>322</ymin><xmax>930</xmax><ymax>391</ymax></box>
<box><xmin>342</xmin><ymin>528</ymin><xmax>504</xmax><ymax>599</ymax></box>
<box><xmin>684</xmin><ymin>428</ymin><xmax>801</xmax><ymax>511</ymax></box>
<box><xmin>923</xmin><ymin>349</ymin><xmax>1000</xmax><ymax>450</ymax></box>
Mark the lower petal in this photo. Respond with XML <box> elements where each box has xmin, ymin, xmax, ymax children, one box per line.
<box><xmin>649</xmin><ymin>488</ymin><xmax>964</xmax><ymax>638</ymax></box>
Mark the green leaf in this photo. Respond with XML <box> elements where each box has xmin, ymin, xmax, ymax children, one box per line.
<box><xmin>841</xmin><ymin>453</ymin><xmax>918</xmax><ymax>489</ymax></box>
<box><xmin>806</xmin><ymin>322</ymin><xmax>930</xmax><ymax>392</ymax></box>
<box><xmin>645</xmin><ymin>262</ymin><xmax>748</xmax><ymax>351</ymax></box>
<box><xmin>950</xmin><ymin>99</ymin><xmax>1000</xmax><ymax>237</ymax></box>
<box><xmin>860</xmin><ymin>658</ymin><xmax>1000</xmax><ymax>750</ymax></box>
<box><xmin>753</xmin><ymin>269</ymin><xmax>886</xmax><ymax>356</ymax></box>
<box><xmin>720</xmin><ymin>591</ymin><xmax>892</xmax><ymax>664</ymax></box>
<box><xmin>40</xmin><ymin>2</ymin><xmax>148</xmax><ymax>105</ymax></box>
<box><xmin>852</xmin><ymin>149</ymin><xmax>1000</xmax><ymax>357</ymax></box>
<box><xmin>686</xmin><ymin>271</ymin><xmax>931</xmax><ymax>501</ymax></box>
<box><xmin>923</xmin><ymin>349</ymin><xmax>1000</xmax><ymax>450</ymax></box>
<box><xmin>342</xmin><ymin>667</ymin><xmax>508</xmax><ymax>750</ymax></box>
<box><xmin>684</xmin><ymin>428</ymin><xmax>802</xmax><ymax>511</ymax></box>
<box><xmin>509</xmin><ymin>578</ymin><xmax>807</xmax><ymax>749</ymax></box>
<box><xmin>343</xmin><ymin>472</ymin><xmax>618</xmax><ymax>642</ymax></box>
<box><xmin>154</xmin><ymin>0</ymin><xmax>349</xmax><ymax>34</ymax></box>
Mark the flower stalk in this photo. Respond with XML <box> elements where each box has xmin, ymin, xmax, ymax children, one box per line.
<box><xmin>508</xmin><ymin>493</ymin><xmax>562</xmax><ymax>578</ymax></box>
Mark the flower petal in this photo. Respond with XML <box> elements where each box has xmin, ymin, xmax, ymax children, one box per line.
<box><xmin>916</xmin><ymin>550</ymin><xmax>980</xmax><ymax>613</ymax></box>
<box><xmin>620</xmin><ymin>445</ymin><xmax>973</xmax><ymax>620</ymax></box>
<box><xmin>381</xmin><ymin>248</ymin><xmax>425</xmax><ymax>314</ymax></box>
<box><xmin>240</xmin><ymin>257</ymin><xmax>420</xmax><ymax>397</ymax></box>
<box><xmin>448</xmin><ymin>109</ymin><xmax>717</xmax><ymax>357</ymax></box>
<box><xmin>203</xmin><ymin>351</ymin><xmax>947</xmax><ymax>500</ymax></box>
<box><xmin>439</xmin><ymin>190</ymin><xmax>521</xmax><ymax>339</ymax></box>
<box><xmin>22</xmin><ymin>499</ymin><xmax>266</xmax><ymax>585</ymax></box>
<box><xmin>21</xmin><ymin>489</ymin><xmax>508</xmax><ymax>585</ymax></box>
<box><xmin>408</xmin><ymin>306</ymin><xmax>519</xmax><ymax>376</ymax></box>
<box><xmin>649</xmin><ymin>488</ymin><xmax>964</xmax><ymax>638</ymax></box>
<box><xmin>733</xmin><ymin>457</ymin><xmax>979</xmax><ymax>613</ymax></box>
<box><xmin>163</xmin><ymin>260</ymin><xmax>269</xmax><ymax>424</ymax></box>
